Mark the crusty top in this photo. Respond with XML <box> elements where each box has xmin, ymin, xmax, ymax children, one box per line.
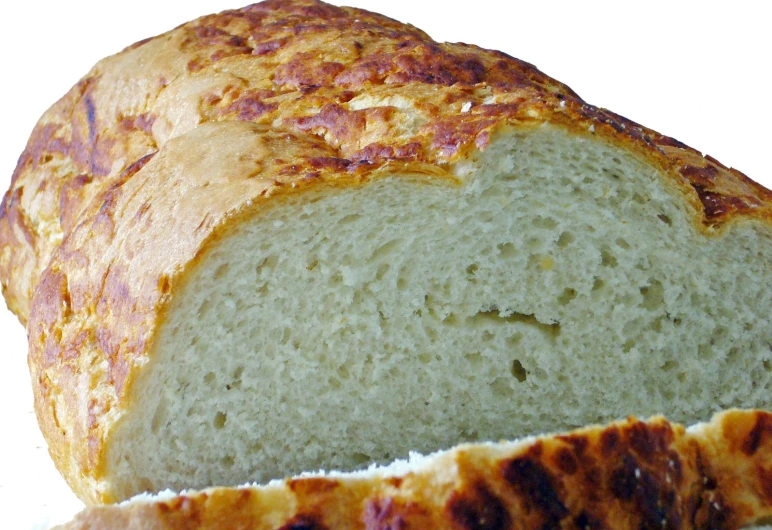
<box><xmin>6</xmin><ymin>0</ymin><xmax>772</xmax><ymax>506</ymax></box>
<box><xmin>53</xmin><ymin>410</ymin><xmax>772</xmax><ymax>530</ymax></box>
<box><xmin>2</xmin><ymin>0</ymin><xmax>771</xmax><ymax>324</ymax></box>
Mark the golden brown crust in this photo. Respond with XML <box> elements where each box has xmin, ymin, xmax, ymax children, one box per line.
<box><xmin>3</xmin><ymin>0</ymin><xmax>770</xmax><ymax>325</ymax></box>
<box><xmin>6</xmin><ymin>0</ymin><xmax>772</xmax><ymax>506</ymax></box>
<box><xmin>53</xmin><ymin>410</ymin><xmax>772</xmax><ymax>530</ymax></box>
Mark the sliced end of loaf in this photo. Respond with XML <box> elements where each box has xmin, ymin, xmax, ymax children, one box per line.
<box><xmin>103</xmin><ymin>124</ymin><xmax>772</xmax><ymax>499</ymax></box>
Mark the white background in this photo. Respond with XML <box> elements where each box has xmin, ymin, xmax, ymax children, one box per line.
<box><xmin>0</xmin><ymin>2</ymin><xmax>769</xmax><ymax>528</ymax></box>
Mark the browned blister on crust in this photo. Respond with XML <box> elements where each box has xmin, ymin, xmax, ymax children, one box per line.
<box><xmin>3</xmin><ymin>0</ymin><xmax>769</xmax><ymax>325</ymax></box>
<box><xmin>52</xmin><ymin>410</ymin><xmax>772</xmax><ymax>530</ymax></box>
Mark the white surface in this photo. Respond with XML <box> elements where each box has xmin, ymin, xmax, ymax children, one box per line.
<box><xmin>0</xmin><ymin>2</ymin><xmax>769</xmax><ymax>528</ymax></box>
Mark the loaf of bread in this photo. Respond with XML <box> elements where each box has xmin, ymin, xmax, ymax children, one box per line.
<box><xmin>53</xmin><ymin>409</ymin><xmax>772</xmax><ymax>529</ymax></box>
<box><xmin>3</xmin><ymin>0</ymin><xmax>772</xmax><ymax>505</ymax></box>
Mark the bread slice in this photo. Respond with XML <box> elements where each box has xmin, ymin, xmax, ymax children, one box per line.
<box><xmin>4</xmin><ymin>0</ymin><xmax>772</xmax><ymax>505</ymax></box>
<box><xmin>53</xmin><ymin>409</ymin><xmax>772</xmax><ymax>529</ymax></box>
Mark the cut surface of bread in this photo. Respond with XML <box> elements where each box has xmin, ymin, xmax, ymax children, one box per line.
<box><xmin>54</xmin><ymin>410</ymin><xmax>772</xmax><ymax>529</ymax></box>
<box><xmin>105</xmin><ymin>122</ymin><xmax>772</xmax><ymax>502</ymax></box>
<box><xmin>3</xmin><ymin>0</ymin><xmax>772</xmax><ymax>505</ymax></box>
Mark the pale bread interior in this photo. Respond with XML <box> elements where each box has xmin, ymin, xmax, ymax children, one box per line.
<box><xmin>107</xmin><ymin>125</ymin><xmax>772</xmax><ymax>497</ymax></box>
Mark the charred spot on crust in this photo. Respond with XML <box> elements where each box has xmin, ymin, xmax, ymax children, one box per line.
<box><xmin>364</xmin><ymin>497</ymin><xmax>408</xmax><ymax>530</ymax></box>
<box><xmin>210</xmin><ymin>47</ymin><xmax>253</xmax><ymax>63</ymax></box>
<box><xmin>426</xmin><ymin>101</ymin><xmax>535</xmax><ymax>158</ymax></box>
<box><xmin>290</xmin><ymin>103</ymin><xmax>367</xmax><ymax>150</ymax></box>
<box><xmin>501</xmin><ymin>455</ymin><xmax>567</xmax><ymax>525</ymax></box>
<box><xmin>574</xmin><ymin>511</ymin><xmax>606</xmax><ymax>530</ymax></box>
<box><xmin>741</xmin><ymin>412</ymin><xmax>772</xmax><ymax>456</ymax></box>
<box><xmin>692</xmin><ymin>186</ymin><xmax>754</xmax><ymax>221</ymax></box>
<box><xmin>610</xmin><ymin>453</ymin><xmax>640</xmax><ymax>500</ymax></box>
<box><xmin>757</xmin><ymin>465</ymin><xmax>772</xmax><ymax>504</ymax></box>
<box><xmin>691</xmin><ymin>451</ymin><xmax>722</xmax><ymax>529</ymax></box>
<box><xmin>246</xmin><ymin>0</ymin><xmax>349</xmax><ymax>20</ymax></box>
<box><xmin>574</xmin><ymin>106</ymin><xmax>661</xmax><ymax>150</ymax></box>
<box><xmin>446</xmin><ymin>482</ymin><xmax>511</xmax><ymax>530</ymax></box>
<box><xmin>227</xmin><ymin>97</ymin><xmax>279</xmax><ymax>121</ymax></box>
<box><xmin>680</xmin><ymin>165</ymin><xmax>719</xmax><ymax>187</ymax></box>
<box><xmin>184</xmin><ymin>24</ymin><xmax>252</xmax><ymax>52</ymax></box>
<box><xmin>599</xmin><ymin>427</ymin><xmax>620</xmax><ymax>457</ymax></box>
<box><xmin>667</xmin><ymin>450</ymin><xmax>683</xmax><ymax>483</ymax></box>
<box><xmin>557</xmin><ymin>433</ymin><xmax>589</xmax><ymax>458</ymax></box>
<box><xmin>609</xmin><ymin>452</ymin><xmax>682</xmax><ymax>530</ymax></box>
<box><xmin>180</xmin><ymin>24</ymin><xmax>254</xmax><ymax>71</ymax></box>
<box><xmin>582</xmin><ymin>466</ymin><xmax>603</xmax><ymax>503</ymax></box>
<box><xmin>253</xmin><ymin>37</ymin><xmax>290</xmax><ymax>55</ymax></box>
<box><xmin>553</xmin><ymin>446</ymin><xmax>579</xmax><ymax>475</ymax></box>
<box><xmin>628</xmin><ymin>421</ymin><xmax>673</xmax><ymax>460</ymax></box>
<box><xmin>353</xmin><ymin>141</ymin><xmax>422</xmax><ymax>163</ymax></box>
<box><xmin>187</xmin><ymin>59</ymin><xmax>205</xmax><ymax>72</ymax></box>
<box><xmin>307</xmin><ymin>157</ymin><xmax>352</xmax><ymax>171</ymax></box>
<box><xmin>385</xmin><ymin>476</ymin><xmax>403</xmax><ymax>488</ymax></box>
<box><xmin>120</xmin><ymin>152</ymin><xmax>157</xmax><ymax>181</ymax></box>
<box><xmin>428</xmin><ymin>117</ymin><xmax>499</xmax><ymax>158</ymax></box>
<box><xmin>388</xmin><ymin>42</ymin><xmax>484</xmax><ymax>85</ymax></box>
<box><xmin>335</xmin><ymin>40</ymin><xmax>555</xmax><ymax>90</ymax></box>
<box><xmin>275</xmin><ymin>53</ymin><xmax>347</xmax><ymax>89</ymax></box>
<box><xmin>676</xmin><ymin>162</ymin><xmax>766</xmax><ymax>223</ymax></box>
<box><xmin>692</xmin><ymin>489</ymin><xmax>731</xmax><ymax>530</ymax></box>
<box><xmin>637</xmin><ymin>469</ymin><xmax>680</xmax><ymax>529</ymax></box>
<box><xmin>278</xmin><ymin>514</ymin><xmax>329</xmax><ymax>530</ymax></box>
<box><xmin>655</xmin><ymin>135</ymin><xmax>689</xmax><ymax>150</ymax></box>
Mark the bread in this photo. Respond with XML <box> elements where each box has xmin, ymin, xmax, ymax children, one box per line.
<box><xmin>3</xmin><ymin>0</ymin><xmax>772</xmax><ymax>505</ymax></box>
<box><xmin>53</xmin><ymin>409</ymin><xmax>772</xmax><ymax>529</ymax></box>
